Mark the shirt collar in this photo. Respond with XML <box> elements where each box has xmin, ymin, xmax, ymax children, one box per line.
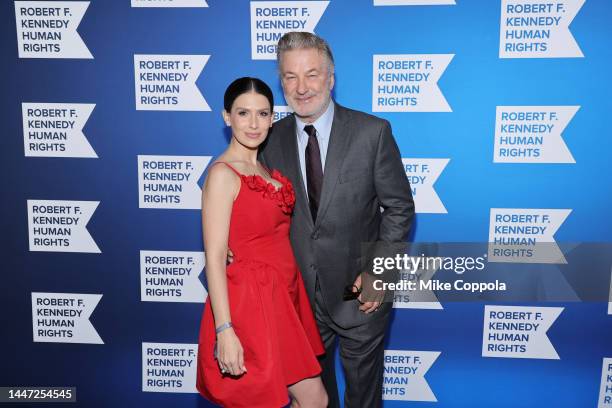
<box><xmin>295</xmin><ymin>100</ymin><xmax>335</xmax><ymax>144</ymax></box>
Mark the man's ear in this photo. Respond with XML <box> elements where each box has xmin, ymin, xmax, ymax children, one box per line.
<box><xmin>329</xmin><ymin>71</ymin><xmax>335</xmax><ymax>91</ymax></box>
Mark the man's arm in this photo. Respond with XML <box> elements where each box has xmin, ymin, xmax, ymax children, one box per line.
<box><xmin>354</xmin><ymin>119</ymin><xmax>414</xmax><ymax>313</ymax></box>
<box><xmin>373</xmin><ymin>120</ymin><xmax>415</xmax><ymax>242</ymax></box>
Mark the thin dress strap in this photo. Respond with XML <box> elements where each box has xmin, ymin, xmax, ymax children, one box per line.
<box><xmin>212</xmin><ymin>161</ymin><xmax>274</xmax><ymax>179</ymax></box>
<box><xmin>210</xmin><ymin>161</ymin><xmax>242</xmax><ymax>177</ymax></box>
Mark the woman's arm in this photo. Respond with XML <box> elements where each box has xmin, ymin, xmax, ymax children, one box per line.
<box><xmin>201</xmin><ymin>163</ymin><xmax>246</xmax><ymax>376</ymax></box>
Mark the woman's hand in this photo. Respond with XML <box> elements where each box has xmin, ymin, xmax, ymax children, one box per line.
<box><xmin>216</xmin><ymin>328</ymin><xmax>247</xmax><ymax>376</ymax></box>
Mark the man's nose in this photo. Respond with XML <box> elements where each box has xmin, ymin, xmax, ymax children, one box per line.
<box><xmin>296</xmin><ymin>77</ymin><xmax>307</xmax><ymax>95</ymax></box>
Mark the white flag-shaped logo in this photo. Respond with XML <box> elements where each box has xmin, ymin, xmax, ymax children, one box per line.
<box><xmin>494</xmin><ymin>106</ymin><xmax>578</xmax><ymax>163</ymax></box>
<box><xmin>393</xmin><ymin>269</ymin><xmax>443</xmax><ymax>310</ymax></box>
<box><xmin>250</xmin><ymin>1</ymin><xmax>329</xmax><ymax>60</ymax></box>
<box><xmin>134</xmin><ymin>55</ymin><xmax>210</xmax><ymax>111</ymax></box>
<box><xmin>402</xmin><ymin>158</ymin><xmax>449</xmax><ymax>213</ymax></box>
<box><xmin>500</xmin><ymin>0</ymin><xmax>585</xmax><ymax>58</ymax></box>
<box><xmin>373</xmin><ymin>54</ymin><xmax>453</xmax><ymax>112</ymax></box>
<box><xmin>383</xmin><ymin>350</ymin><xmax>440</xmax><ymax>401</ymax></box>
<box><xmin>598</xmin><ymin>358</ymin><xmax>612</xmax><ymax>407</ymax></box>
<box><xmin>488</xmin><ymin>208</ymin><xmax>571</xmax><ymax>264</ymax></box>
<box><xmin>273</xmin><ymin>105</ymin><xmax>294</xmax><ymax>122</ymax></box>
<box><xmin>483</xmin><ymin>305</ymin><xmax>563</xmax><ymax>359</ymax></box>
<box><xmin>140</xmin><ymin>250</ymin><xmax>206</xmax><ymax>302</ymax></box>
<box><xmin>32</xmin><ymin>292</ymin><xmax>103</xmax><ymax>344</ymax></box>
<box><xmin>142</xmin><ymin>342</ymin><xmax>198</xmax><ymax>393</ymax></box>
<box><xmin>27</xmin><ymin>199</ymin><xmax>100</xmax><ymax>253</ymax></box>
<box><xmin>138</xmin><ymin>155</ymin><xmax>212</xmax><ymax>209</ymax></box>
<box><xmin>22</xmin><ymin>103</ymin><xmax>96</xmax><ymax>158</ymax></box>
<box><xmin>15</xmin><ymin>1</ymin><xmax>93</xmax><ymax>59</ymax></box>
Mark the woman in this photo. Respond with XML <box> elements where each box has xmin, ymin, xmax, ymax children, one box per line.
<box><xmin>196</xmin><ymin>77</ymin><xmax>328</xmax><ymax>408</ymax></box>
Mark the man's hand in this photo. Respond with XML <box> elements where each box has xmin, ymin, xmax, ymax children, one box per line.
<box><xmin>353</xmin><ymin>274</ymin><xmax>385</xmax><ymax>314</ymax></box>
<box><xmin>226</xmin><ymin>248</ymin><xmax>234</xmax><ymax>264</ymax></box>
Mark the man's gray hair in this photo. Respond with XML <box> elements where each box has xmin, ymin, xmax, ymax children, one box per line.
<box><xmin>277</xmin><ymin>31</ymin><xmax>335</xmax><ymax>72</ymax></box>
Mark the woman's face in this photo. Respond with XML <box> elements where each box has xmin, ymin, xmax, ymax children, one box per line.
<box><xmin>224</xmin><ymin>91</ymin><xmax>273</xmax><ymax>150</ymax></box>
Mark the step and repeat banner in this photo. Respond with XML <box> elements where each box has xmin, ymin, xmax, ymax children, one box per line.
<box><xmin>2</xmin><ymin>0</ymin><xmax>611</xmax><ymax>407</ymax></box>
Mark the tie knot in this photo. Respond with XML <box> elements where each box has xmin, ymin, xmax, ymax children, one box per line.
<box><xmin>304</xmin><ymin>125</ymin><xmax>317</xmax><ymax>139</ymax></box>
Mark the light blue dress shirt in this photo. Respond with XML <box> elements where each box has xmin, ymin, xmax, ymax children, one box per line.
<box><xmin>294</xmin><ymin>101</ymin><xmax>335</xmax><ymax>192</ymax></box>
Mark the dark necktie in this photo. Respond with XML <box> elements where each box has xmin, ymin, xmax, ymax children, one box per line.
<box><xmin>304</xmin><ymin>124</ymin><xmax>323</xmax><ymax>222</ymax></box>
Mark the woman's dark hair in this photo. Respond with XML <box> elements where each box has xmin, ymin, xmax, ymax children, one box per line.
<box><xmin>223</xmin><ymin>77</ymin><xmax>274</xmax><ymax>112</ymax></box>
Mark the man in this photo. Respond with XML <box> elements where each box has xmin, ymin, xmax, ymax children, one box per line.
<box><xmin>260</xmin><ymin>32</ymin><xmax>414</xmax><ymax>407</ymax></box>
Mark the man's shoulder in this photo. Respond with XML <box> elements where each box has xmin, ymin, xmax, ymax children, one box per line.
<box><xmin>336</xmin><ymin>103</ymin><xmax>388</xmax><ymax>126</ymax></box>
<box><xmin>273</xmin><ymin>113</ymin><xmax>295</xmax><ymax>132</ymax></box>
<box><xmin>267</xmin><ymin>114</ymin><xmax>294</xmax><ymax>142</ymax></box>
<box><xmin>335</xmin><ymin>104</ymin><xmax>390</xmax><ymax>133</ymax></box>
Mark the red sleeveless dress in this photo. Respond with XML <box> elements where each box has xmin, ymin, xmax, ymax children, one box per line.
<box><xmin>196</xmin><ymin>162</ymin><xmax>324</xmax><ymax>407</ymax></box>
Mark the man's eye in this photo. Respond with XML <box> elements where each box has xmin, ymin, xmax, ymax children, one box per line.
<box><xmin>238</xmin><ymin>111</ymin><xmax>247</xmax><ymax>116</ymax></box>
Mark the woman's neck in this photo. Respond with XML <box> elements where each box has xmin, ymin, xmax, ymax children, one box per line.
<box><xmin>226</xmin><ymin>138</ymin><xmax>258</xmax><ymax>165</ymax></box>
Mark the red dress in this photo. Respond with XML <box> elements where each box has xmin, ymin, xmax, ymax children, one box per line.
<box><xmin>196</xmin><ymin>162</ymin><xmax>324</xmax><ymax>407</ymax></box>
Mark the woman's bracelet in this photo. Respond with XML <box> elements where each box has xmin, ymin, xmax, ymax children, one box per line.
<box><xmin>215</xmin><ymin>322</ymin><xmax>233</xmax><ymax>334</ymax></box>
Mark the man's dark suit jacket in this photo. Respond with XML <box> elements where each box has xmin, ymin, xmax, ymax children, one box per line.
<box><xmin>261</xmin><ymin>102</ymin><xmax>414</xmax><ymax>329</ymax></box>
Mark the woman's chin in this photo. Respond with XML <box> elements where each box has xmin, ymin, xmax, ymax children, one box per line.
<box><xmin>236</xmin><ymin>139</ymin><xmax>264</xmax><ymax>150</ymax></box>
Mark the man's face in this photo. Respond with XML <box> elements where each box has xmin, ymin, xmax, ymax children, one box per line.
<box><xmin>279</xmin><ymin>48</ymin><xmax>334</xmax><ymax>123</ymax></box>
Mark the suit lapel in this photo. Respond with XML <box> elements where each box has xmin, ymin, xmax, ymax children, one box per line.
<box><xmin>315</xmin><ymin>104</ymin><xmax>351</xmax><ymax>228</ymax></box>
<box><xmin>278</xmin><ymin>117</ymin><xmax>314</xmax><ymax>229</ymax></box>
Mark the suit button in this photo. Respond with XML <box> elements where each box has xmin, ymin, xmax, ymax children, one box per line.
<box><xmin>311</xmin><ymin>231</ymin><xmax>319</xmax><ymax>240</ymax></box>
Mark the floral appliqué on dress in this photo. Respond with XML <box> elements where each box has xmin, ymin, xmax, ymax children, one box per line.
<box><xmin>241</xmin><ymin>170</ymin><xmax>296</xmax><ymax>215</ymax></box>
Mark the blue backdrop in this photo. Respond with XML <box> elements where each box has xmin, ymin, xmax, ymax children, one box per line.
<box><xmin>2</xmin><ymin>0</ymin><xmax>611</xmax><ymax>407</ymax></box>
